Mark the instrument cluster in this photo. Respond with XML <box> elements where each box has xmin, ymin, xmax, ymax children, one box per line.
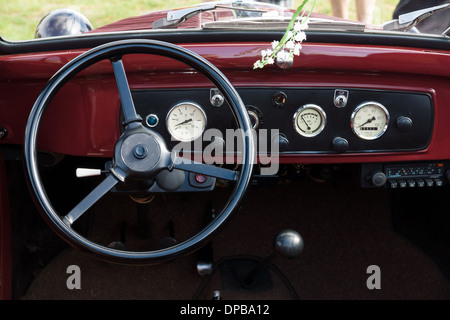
<box><xmin>292</xmin><ymin>100</ymin><xmax>390</xmax><ymax>141</ymax></box>
<box><xmin>131</xmin><ymin>87</ymin><xmax>433</xmax><ymax>154</ymax></box>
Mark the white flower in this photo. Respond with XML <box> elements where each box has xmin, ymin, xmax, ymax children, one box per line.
<box><xmin>262</xmin><ymin>49</ymin><xmax>274</xmax><ymax>58</ymax></box>
<box><xmin>295</xmin><ymin>31</ymin><xmax>307</xmax><ymax>42</ymax></box>
<box><xmin>296</xmin><ymin>22</ymin><xmax>309</xmax><ymax>31</ymax></box>
<box><xmin>253</xmin><ymin>0</ymin><xmax>315</xmax><ymax>69</ymax></box>
<box><xmin>285</xmin><ymin>41</ymin><xmax>295</xmax><ymax>49</ymax></box>
<box><xmin>293</xmin><ymin>43</ymin><xmax>302</xmax><ymax>56</ymax></box>
<box><xmin>253</xmin><ymin>60</ymin><xmax>264</xmax><ymax>69</ymax></box>
<box><xmin>276</xmin><ymin>50</ymin><xmax>288</xmax><ymax>60</ymax></box>
<box><xmin>276</xmin><ymin>51</ymin><xmax>283</xmax><ymax>60</ymax></box>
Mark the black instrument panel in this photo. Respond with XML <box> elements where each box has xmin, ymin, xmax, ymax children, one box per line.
<box><xmin>131</xmin><ymin>87</ymin><xmax>433</xmax><ymax>154</ymax></box>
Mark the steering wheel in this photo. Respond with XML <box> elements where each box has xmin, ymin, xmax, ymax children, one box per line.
<box><xmin>24</xmin><ymin>39</ymin><xmax>255</xmax><ymax>264</ymax></box>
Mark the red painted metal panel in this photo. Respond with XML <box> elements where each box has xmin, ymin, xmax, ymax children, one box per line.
<box><xmin>0</xmin><ymin>151</ymin><xmax>11</xmax><ymax>300</ymax></box>
<box><xmin>0</xmin><ymin>42</ymin><xmax>449</xmax><ymax>164</ymax></box>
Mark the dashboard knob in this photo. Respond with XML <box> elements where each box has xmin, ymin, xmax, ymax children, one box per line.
<box><xmin>396</xmin><ymin>116</ymin><xmax>413</xmax><ymax>132</ymax></box>
<box><xmin>333</xmin><ymin>89</ymin><xmax>349</xmax><ymax>108</ymax></box>
<box><xmin>445</xmin><ymin>170</ymin><xmax>450</xmax><ymax>183</ymax></box>
<box><xmin>371</xmin><ymin>171</ymin><xmax>387</xmax><ymax>187</ymax></box>
<box><xmin>210</xmin><ymin>94</ymin><xmax>224</xmax><ymax>107</ymax></box>
<box><xmin>333</xmin><ymin>137</ymin><xmax>349</xmax><ymax>153</ymax></box>
<box><xmin>334</xmin><ymin>95</ymin><xmax>348</xmax><ymax>108</ymax></box>
<box><xmin>273</xmin><ymin>134</ymin><xmax>289</xmax><ymax>152</ymax></box>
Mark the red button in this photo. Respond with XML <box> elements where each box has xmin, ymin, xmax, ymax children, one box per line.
<box><xmin>195</xmin><ymin>174</ymin><xmax>207</xmax><ymax>184</ymax></box>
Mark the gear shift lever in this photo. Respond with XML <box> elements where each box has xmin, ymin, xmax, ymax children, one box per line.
<box><xmin>243</xmin><ymin>229</ymin><xmax>303</xmax><ymax>288</ymax></box>
<box><xmin>273</xmin><ymin>229</ymin><xmax>304</xmax><ymax>259</ymax></box>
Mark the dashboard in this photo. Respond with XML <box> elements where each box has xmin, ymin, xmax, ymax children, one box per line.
<box><xmin>133</xmin><ymin>87</ymin><xmax>433</xmax><ymax>154</ymax></box>
<box><xmin>1</xmin><ymin>38</ymin><xmax>449</xmax><ymax>194</ymax></box>
<box><xmin>130</xmin><ymin>86</ymin><xmax>440</xmax><ymax>191</ymax></box>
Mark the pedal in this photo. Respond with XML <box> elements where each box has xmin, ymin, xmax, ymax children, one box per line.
<box><xmin>107</xmin><ymin>221</ymin><xmax>127</xmax><ymax>250</ymax></box>
<box><xmin>157</xmin><ymin>236</ymin><xmax>178</xmax><ymax>249</ymax></box>
<box><xmin>196</xmin><ymin>203</ymin><xmax>215</xmax><ymax>276</ymax></box>
<box><xmin>157</xmin><ymin>220</ymin><xmax>178</xmax><ymax>249</ymax></box>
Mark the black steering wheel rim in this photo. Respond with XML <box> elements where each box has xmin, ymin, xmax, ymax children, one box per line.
<box><xmin>24</xmin><ymin>39</ymin><xmax>255</xmax><ymax>264</ymax></box>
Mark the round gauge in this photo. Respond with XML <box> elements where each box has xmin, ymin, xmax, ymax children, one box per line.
<box><xmin>293</xmin><ymin>104</ymin><xmax>327</xmax><ymax>137</ymax></box>
<box><xmin>166</xmin><ymin>102</ymin><xmax>207</xmax><ymax>142</ymax></box>
<box><xmin>351</xmin><ymin>102</ymin><xmax>389</xmax><ymax>140</ymax></box>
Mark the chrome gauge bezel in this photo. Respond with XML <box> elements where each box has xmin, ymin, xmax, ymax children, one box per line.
<box><xmin>350</xmin><ymin>101</ymin><xmax>390</xmax><ymax>140</ymax></box>
<box><xmin>166</xmin><ymin>102</ymin><xmax>207</xmax><ymax>142</ymax></box>
<box><xmin>247</xmin><ymin>109</ymin><xmax>259</xmax><ymax>129</ymax></box>
<box><xmin>293</xmin><ymin>104</ymin><xmax>327</xmax><ymax>138</ymax></box>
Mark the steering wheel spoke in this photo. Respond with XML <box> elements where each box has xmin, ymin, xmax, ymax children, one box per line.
<box><xmin>63</xmin><ymin>174</ymin><xmax>119</xmax><ymax>226</ymax></box>
<box><xmin>111</xmin><ymin>56</ymin><xmax>142</xmax><ymax>127</ymax></box>
<box><xmin>172</xmin><ymin>154</ymin><xmax>238</xmax><ymax>181</ymax></box>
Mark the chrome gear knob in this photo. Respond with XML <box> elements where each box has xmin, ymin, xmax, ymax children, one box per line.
<box><xmin>274</xmin><ymin>229</ymin><xmax>304</xmax><ymax>259</ymax></box>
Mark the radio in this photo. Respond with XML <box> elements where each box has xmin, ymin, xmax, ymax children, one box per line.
<box><xmin>361</xmin><ymin>162</ymin><xmax>447</xmax><ymax>188</ymax></box>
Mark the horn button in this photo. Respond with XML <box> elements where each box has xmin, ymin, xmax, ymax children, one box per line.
<box><xmin>119</xmin><ymin>132</ymin><xmax>162</xmax><ymax>175</ymax></box>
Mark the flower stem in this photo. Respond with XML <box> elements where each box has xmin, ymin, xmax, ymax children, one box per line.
<box><xmin>277</xmin><ymin>0</ymin><xmax>312</xmax><ymax>50</ymax></box>
<box><xmin>253</xmin><ymin>0</ymin><xmax>316</xmax><ymax>69</ymax></box>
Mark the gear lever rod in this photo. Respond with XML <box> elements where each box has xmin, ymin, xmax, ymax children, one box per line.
<box><xmin>243</xmin><ymin>229</ymin><xmax>304</xmax><ymax>287</ymax></box>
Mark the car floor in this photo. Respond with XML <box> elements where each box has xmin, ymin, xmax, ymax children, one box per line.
<box><xmin>21</xmin><ymin>165</ymin><xmax>450</xmax><ymax>300</ymax></box>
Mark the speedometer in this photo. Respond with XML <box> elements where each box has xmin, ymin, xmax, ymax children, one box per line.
<box><xmin>351</xmin><ymin>102</ymin><xmax>389</xmax><ymax>140</ymax></box>
<box><xmin>166</xmin><ymin>102</ymin><xmax>207</xmax><ymax>142</ymax></box>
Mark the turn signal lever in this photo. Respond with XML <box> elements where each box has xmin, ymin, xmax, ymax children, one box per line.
<box><xmin>76</xmin><ymin>168</ymin><xmax>102</xmax><ymax>178</ymax></box>
<box><xmin>243</xmin><ymin>229</ymin><xmax>304</xmax><ymax>287</ymax></box>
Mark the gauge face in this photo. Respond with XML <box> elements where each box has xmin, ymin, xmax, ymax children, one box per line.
<box><xmin>166</xmin><ymin>102</ymin><xmax>207</xmax><ymax>142</ymax></box>
<box><xmin>293</xmin><ymin>104</ymin><xmax>326</xmax><ymax>137</ymax></box>
<box><xmin>351</xmin><ymin>102</ymin><xmax>389</xmax><ymax>140</ymax></box>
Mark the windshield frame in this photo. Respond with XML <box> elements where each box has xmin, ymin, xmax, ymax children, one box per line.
<box><xmin>1</xmin><ymin>28</ymin><xmax>449</xmax><ymax>56</ymax></box>
<box><xmin>1</xmin><ymin>1</ymin><xmax>449</xmax><ymax>55</ymax></box>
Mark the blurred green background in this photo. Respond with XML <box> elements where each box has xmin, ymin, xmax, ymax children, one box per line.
<box><xmin>0</xmin><ymin>0</ymin><xmax>399</xmax><ymax>40</ymax></box>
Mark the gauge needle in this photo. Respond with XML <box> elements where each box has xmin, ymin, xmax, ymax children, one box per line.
<box><xmin>301</xmin><ymin>115</ymin><xmax>311</xmax><ymax>130</ymax></box>
<box><xmin>358</xmin><ymin>116</ymin><xmax>376</xmax><ymax>128</ymax></box>
<box><xmin>175</xmin><ymin>118</ymin><xmax>192</xmax><ymax>127</ymax></box>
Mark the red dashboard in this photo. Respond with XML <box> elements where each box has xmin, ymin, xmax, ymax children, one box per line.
<box><xmin>1</xmin><ymin>42</ymin><xmax>449</xmax><ymax>165</ymax></box>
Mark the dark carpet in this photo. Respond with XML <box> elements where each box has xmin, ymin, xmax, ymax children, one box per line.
<box><xmin>23</xmin><ymin>169</ymin><xmax>450</xmax><ymax>300</ymax></box>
